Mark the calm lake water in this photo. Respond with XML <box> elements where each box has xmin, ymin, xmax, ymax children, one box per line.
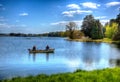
<box><xmin>0</xmin><ymin>37</ymin><xmax>120</xmax><ymax>79</ymax></box>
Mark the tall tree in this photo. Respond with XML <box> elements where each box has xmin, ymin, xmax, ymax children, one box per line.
<box><xmin>81</xmin><ymin>15</ymin><xmax>103</xmax><ymax>39</ymax></box>
<box><xmin>113</xmin><ymin>13</ymin><xmax>120</xmax><ymax>40</ymax></box>
<box><xmin>105</xmin><ymin>22</ymin><xmax>118</xmax><ymax>39</ymax></box>
<box><xmin>81</xmin><ymin>15</ymin><xmax>95</xmax><ymax>38</ymax></box>
<box><xmin>95</xmin><ymin>20</ymin><xmax>104</xmax><ymax>39</ymax></box>
<box><xmin>66</xmin><ymin>22</ymin><xmax>77</xmax><ymax>39</ymax></box>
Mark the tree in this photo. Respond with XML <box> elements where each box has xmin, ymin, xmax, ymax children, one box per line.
<box><xmin>105</xmin><ymin>22</ymin><xmax>118</xmax><ymax>39</ymax></box>
<box><xmin>113</xmin><ymin>13</ymin><xmax>120</xmax><ymax>40</ymax></box>
<box><xmin>91</xmin><ymin>26</ymin><xmax>99</xmax><ymax>39</ymax></box>
<box><xmin>81</xmin><ymin>15</ymin><xmax>95</xmax><ymax>38</ymax></box>
<box><xmin>66</xmin><ymin>22</ymin><xmax>77</xmax><ymax>39</ymax></box>
<box><xmin>95</xmin><ymin>20</ymin><xmax>104</xmax><ymax>39</ymax></box>
<box><xmin>81</xmin><ymin>15</ymin><xmax>103</xmax><ymax>39</ymax></box>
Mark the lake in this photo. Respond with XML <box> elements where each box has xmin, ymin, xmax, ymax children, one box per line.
<box><xmin>0</xmin><ymin>37</ymin><xmax>120</xmax><ymax>80</ymax></box>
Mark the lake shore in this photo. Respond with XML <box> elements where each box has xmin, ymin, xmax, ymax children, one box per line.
<box><xmin>67</xmin><ymin>38</ymin><xmax>120</xmax><ymax>44</ymax></box>
<box><xmin>1</xmin><ymin>67</ymin><xmax>120</xmax><ymax>82</ymax></box>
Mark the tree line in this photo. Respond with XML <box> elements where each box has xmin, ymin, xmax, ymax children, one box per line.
<box><xmin>66</xmin><ymin>13</ymin><xmax>120</xmax><ymax>41</ymax></box>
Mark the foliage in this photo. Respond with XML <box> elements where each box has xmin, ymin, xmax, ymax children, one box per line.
<box><xmin>103</xmin><ymin>13</ymin><xmax>120</xmax><ymax>41</ymax></box>
<box><xmin>66</xmin><ymin>22</ymin><xmax>78</xmax><ymax>39</ymax></box>
<box><xmin>105</xmin><ymin>22</ymin><xmax>118</xmax><ymax>39</ymax></box>
<box><xmin>1</xmin><ymin>67</ymin><xmax>120</xmax><ymax>82</ymax></box>
<box><xmin>81</xmin><ymin>15</ymin><xmax>103</xmax><ymax>39</ymax></box>
<box><xmin>113</xmin><ymin>13</ymin><xmax>120</xmax><ymax>41</ymax></box>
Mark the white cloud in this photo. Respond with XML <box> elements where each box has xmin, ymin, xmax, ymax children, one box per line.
<box><xmin>62</xmin><ymin>11</ymin><xmax>75</xmax><ymax>17</ymax></box>
<box><xmin>100</xmin><ymin>19</ymin><xmax>109</xmax><ymax>25</ymax></box>
<box><xmin>51</xmin><ymin>19</ymin><xmax>109</xmax><ymax>27</ymax></box>
<box><xmin>0</xmin><ymin>23</ymin><xmax>11</xmax><ymax>28</ymax></box>
<box><xmin>50</xmin><ymin>21</ymin><xmax>68</xmax><ymax>26</ymax></box>
<box><xmin>67</xmin><ymin>4</ymin><xmax>80</xmax><ymax>9</ymax></box>
<box><xmin>76</xmin><ymin>10</ymin><xmax>93</xmax><ymax>13</ymax></box>
<box><xmin>72</xmin><ymin>20</ymin><xmax>83</xmax><ymax>26</ymax></box>
<box><xmin>80</xmin><ymin>2</ymin><xmax>100</xmax><ymax>9</ymax></box>
<box><xmin>0</xmin><ymin>23</ymin><xmax>27</xmax><ymax>28</ymax></box>
<box><xmin>95</xmin><ymin>16</ymin><xmax>107</xmax><ymax>19</ymax></box>
<box><xmin>19</xmin><ymin>13</ymin><xmax>28</xmax><ymax>16</ymax></box>
<box><xmin>50</xmin><ymin>20</ymin><xmax>83</xmax><ymax>27</ymax></box>
<box><xmin>106</xmin><ymin>2</ymin><xmax>120</xmax><ymax>7</ymax></box>
<box><xmin>62</xmin><ymin>10</ymin><xmax>92</xmax><ymax>17</ymax></box>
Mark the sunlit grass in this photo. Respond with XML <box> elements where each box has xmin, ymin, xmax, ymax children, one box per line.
<box><xmin>70</xmin><ymin>38</ymin><xmax>120</xmax><ymax>43</ymax></box>
<box><xmin>1</xmin><ymin>67</ymin><xmax>120</xmax><ymax>82</ymax></box>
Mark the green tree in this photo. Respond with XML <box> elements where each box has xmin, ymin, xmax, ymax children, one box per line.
<box><xmin>81</xmin><ymin>15</ymin><xmax>103</xmax><ymax>39</ymax></box>
<box><xmin>91</xmin><ymin>26</ymin><xmax>99</xmax><ymax>39</ymax></box>
<box><xmin>81</xmin><ymin>15</ymin><xmax>95</xmax><ymax>38</ymax></box>
<box><xmin>95</xmin><ymin>20</ymin><xmax>104</xmax><ymax>39</ymax></box>
<box><xmin>105</xmin><ymin>22</ymin><xmax>118</xmax><ymax>39</ymax></box>
<box><xmin>113</xmin><ymin>13</ymin><xmax>120</xmax><ymax>40</ymax></box>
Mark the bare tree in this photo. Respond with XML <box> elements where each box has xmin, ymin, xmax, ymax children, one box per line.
<box><xmin>66</xmin><ymin>22</ymin><xmax>77</xmax><ymax>39</ymax></box>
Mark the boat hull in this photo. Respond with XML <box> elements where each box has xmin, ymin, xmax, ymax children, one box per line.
<box><xmin>28</xmin><ymin>49</ymin><xmax>54</xmax><ymax>53</ymax></box>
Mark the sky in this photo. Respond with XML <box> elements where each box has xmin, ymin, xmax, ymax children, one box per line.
<box><xmin>0</xmin><ymin>0</ymin><xmax>120</xmax><ymax>34</ymax></box>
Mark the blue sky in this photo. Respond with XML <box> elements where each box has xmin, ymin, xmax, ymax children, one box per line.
<box><xmin>0</xmin><ymin>0</ymin><xmax>120</xmax><ymax>34</ymax></box>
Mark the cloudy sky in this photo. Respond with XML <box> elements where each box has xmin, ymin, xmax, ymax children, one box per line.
<box><xmin>0</xmin><ymin>0</ymin><xmax>120</xmax><ymax>33</ymax></box>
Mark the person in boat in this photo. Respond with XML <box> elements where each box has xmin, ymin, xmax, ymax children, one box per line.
<box><xmin>32</xmin><ymin>46</ymin><xmax>36</xmax><ymax>51</ymax></box>
<box><xmin>46</xmin><ymin>45</ymin><xmax>49</xmax><ymax>50</ymax></box>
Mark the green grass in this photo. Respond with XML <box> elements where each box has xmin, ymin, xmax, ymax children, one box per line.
<box><xmin>69</xmin><ymin>38</ymin><xmax>120</xmax><ymax>44</ymax></box>
<box><xmin>1</xmin><ymin>67</ymin><xmax>120</xmax><ymax>82</ymax></box>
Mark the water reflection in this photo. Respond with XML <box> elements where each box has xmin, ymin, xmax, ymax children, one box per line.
<box><xmin>0</xmin><ymin>37</ymin><xmax>120</xmax><ymax>80</ymax></box>
<box><xmin>109</xmin><ymin>59</ymin><xmax>120</xmax><ymax>66</ymax></box>
<box><xmin>28</xmin><ymin>53</ymin><xmax>54</xmax><ymax>62</ymax></box>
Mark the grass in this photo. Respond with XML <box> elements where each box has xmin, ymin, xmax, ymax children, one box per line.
<box><xmin>1</xmin><ymin>67</ymin><xmax>120</xmax><ymax>82</ymax></box>
<box><xmin>68</xmin><ymin>38</ymin><xmax>120</xmax><ymax>44</ymax></box>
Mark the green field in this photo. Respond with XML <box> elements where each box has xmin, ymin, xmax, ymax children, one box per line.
<box><xmin>1</xmin><ymin>67</ymin><xmax>120</xmax><ymax>82</ymax></box>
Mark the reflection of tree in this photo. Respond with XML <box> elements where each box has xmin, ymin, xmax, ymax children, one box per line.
<box><xmin>28</xmin><ymin>53</ymin><xmax>53</xmax><ymax>62</ymax></box>
<box><xmin>109</xmin><ymin>59</ymin><xmax>120</xmax><ymax>66</ymax></box>
<box><xmin>46</xmin><ymin>53</ymin><xmax>49</xmax><ymax>62</ymax></box>
<box><xmin>45</xmin><ymin>53</ymin><xmax>54</xmax><ymax>62</ymax></box>
<box><xmin>82</xmin><ymin>56</ymin><xmax>93</xmax><ymax>67</ymax></box>
<box><xmin>28</xmin><ymin>53</ymin><xmax>31</xmax><ymax>61</ymax></box>
<box><xmin>33</xmin><ymin>53</ymin><xmax>36</xmax><ymax>62</ymax></box>
<box><xmin>28</xmin><ymin>53</ymin><xmax>36</xmax><ymax>62</ymax></box>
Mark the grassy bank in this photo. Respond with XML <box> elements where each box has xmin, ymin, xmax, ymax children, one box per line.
<box><xmin>1</xmin><ymin>67</ymin><xmax>120</xmax><ymax>82</ymax></box>
<box><xmin>67</xmin><ymin>38</ymin><xmax>120</xmax><ymax>44</ymax></box>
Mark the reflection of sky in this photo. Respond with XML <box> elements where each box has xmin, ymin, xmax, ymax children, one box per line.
<box><xmin>64</xmin><ymin>58</ymin><xmax>110</xmax><ymax>71</ymax></box>
<box><xmin>3</xmin><ymin>42</ymin><xmax>119</xmax><ymax>70</ymax></box>
<box><xmin>0</xmin><ymin>37</ymin><xmax>120</xmax><ymax>79</ymax></box>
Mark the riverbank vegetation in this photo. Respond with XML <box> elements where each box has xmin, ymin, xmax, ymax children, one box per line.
<box><xmin>1</xmin><ymin>67</ymin><xmax>120</xmax><ymax>82</ymax></box>
<box><xmin>65</xmin><ymin>13</ymin><xmax>120</xmax><ymax>44</ymax></box>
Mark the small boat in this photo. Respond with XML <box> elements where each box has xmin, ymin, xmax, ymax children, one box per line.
<box><xmin>28</xmin><ymin>49</ymin><xmax>55</xmax><ymax>53</ymax></box>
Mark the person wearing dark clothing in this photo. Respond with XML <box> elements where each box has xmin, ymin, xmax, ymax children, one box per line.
<box><xmin>46</xmin><ymin>45</ymin><xmax>49</xmax><ymax>50</ymax></box>
<box><xmin>32</xmin><ymin>46</ymin><xmax>36</xmax><ymax>51</ymax></box>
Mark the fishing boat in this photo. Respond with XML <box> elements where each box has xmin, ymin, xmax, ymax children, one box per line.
<box><xmin>28</xmin><ymin>49</ymin><xmax>54</xmax><ymax>53</ymax></box>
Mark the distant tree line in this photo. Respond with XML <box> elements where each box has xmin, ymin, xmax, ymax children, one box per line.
<box><xmin>0</xmin><ymin>31</ymin><xmax>67</xmax><ymax>37</ymax></box>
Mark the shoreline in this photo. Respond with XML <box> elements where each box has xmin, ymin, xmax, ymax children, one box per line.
<box><xmin>1</xmin><ymin>67</ymin><xmax>120</xmax><ymax>82</ymax></box>
<box><xmin>67</xmin><ymin>38</ymin><xmax>120</xmax><ymax>44</ymax></box>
